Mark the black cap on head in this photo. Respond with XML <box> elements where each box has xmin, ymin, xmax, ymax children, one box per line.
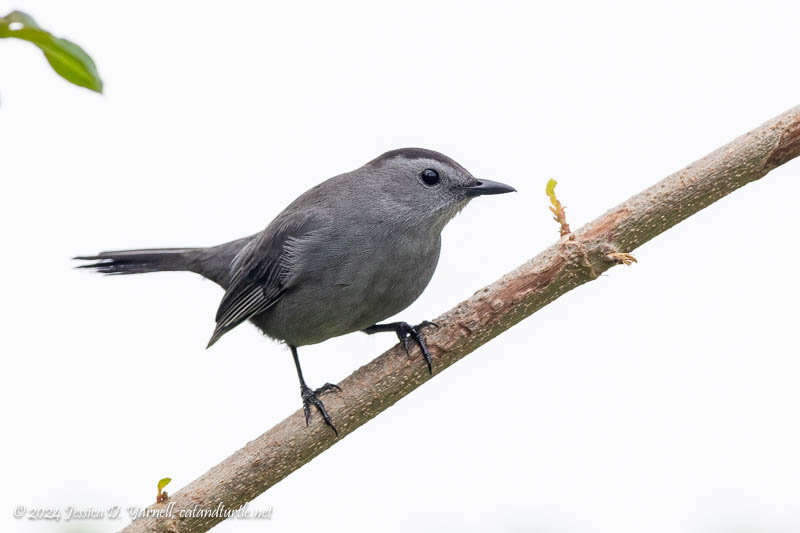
<box><xmin>370</xmin><ymin>147</ymin><xmax>467</xmax><ymax>172</ymax></box>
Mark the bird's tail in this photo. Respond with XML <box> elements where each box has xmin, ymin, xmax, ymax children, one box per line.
<box><xmin>74</xmin><ymin>248</ymin><xmax>201</xmax><ymax>275</ymax></box>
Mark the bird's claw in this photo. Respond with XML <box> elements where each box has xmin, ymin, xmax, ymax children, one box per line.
<box><xmin>316</xmin><ymin>382</ymin><xmax>342</xmax><ymax>394</ymax></box>
<box><xmin>300</xmin><ymin>383</ymin><xmax>342</xmax><ymax>436</ymax></box>
<box><xmin>394</xmin><ymin>321</ymin><xmax>437</xmax><ymax>375</ymax></box>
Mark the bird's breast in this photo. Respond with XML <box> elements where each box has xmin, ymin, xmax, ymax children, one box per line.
<box><xmin>256</xmin><ymin>228</ymin><xmax>441</xmax><ymax>346</ymax></box>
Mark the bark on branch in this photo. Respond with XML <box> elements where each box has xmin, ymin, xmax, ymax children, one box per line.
<box><xmin>121</xmin><ymin>105</ymin><xmax>800</xmax><ymax>533</ymax></box>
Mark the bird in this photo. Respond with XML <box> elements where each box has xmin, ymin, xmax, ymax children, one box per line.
<box><xmin>76</xmin><ymin>148</ymin><xmax>515</xmax><ymax>435</ymax></box>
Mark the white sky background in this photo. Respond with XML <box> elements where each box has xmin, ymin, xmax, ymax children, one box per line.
<box><xmin>1</xmin><ymin>1</ymin><xmax>799</xmax><ymax>532</ymax></box>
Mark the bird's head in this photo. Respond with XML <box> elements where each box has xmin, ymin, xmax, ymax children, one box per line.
<box><xmin>363</xmin><ymin>148</ymin><xmax>515</xmax><ymax>230</ymax></box>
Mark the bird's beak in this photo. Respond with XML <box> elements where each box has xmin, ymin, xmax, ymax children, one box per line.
<box><xmin>457</xmin><ymin>179</ymin><xmax>517</xmax><ymax>197</ymax></box>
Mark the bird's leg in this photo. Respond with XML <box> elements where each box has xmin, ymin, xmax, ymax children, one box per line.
<box><xmin>363</xmin><ymin>321</ymin><xmax>439</xmax><ymax>374</ymax></box>
<box><xmin>290</xmin><ymin>345</ymin><xmax>341</xmax><ymax>436</ymax></box>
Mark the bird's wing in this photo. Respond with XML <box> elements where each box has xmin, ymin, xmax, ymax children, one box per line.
<box><xmin>206</xmin><ymin>211</ymin><xmax>322</xmax><ymax>347</ymax></box>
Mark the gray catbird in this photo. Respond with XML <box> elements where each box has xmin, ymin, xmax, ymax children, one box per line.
<box><xmin>77</xmin><ymin>148</ymin><xmax>515</xmax><ymax>434</ymax></box>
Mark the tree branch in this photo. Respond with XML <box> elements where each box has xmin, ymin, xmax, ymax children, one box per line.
<box><xmin>121</xmin><ymin>105</ymin><xmax>800</xmax><ymax>533</ymax></box>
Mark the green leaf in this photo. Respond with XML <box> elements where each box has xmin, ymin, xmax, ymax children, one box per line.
<box><xmin>157</xmin><ymin>478</ymin><xmax>171</xmax><ymax>492</ymax></box>
<box><xmin>0</xmin><ymin>10</ymin><xmax>103</xmax><ymax>93</ymax></box>
<box><xmin>545</xmin><ymin>178</ymin><xmax>558</xmax><ymax>199</ymax></box>
<box><xmin>5</xmin><ymin>10</ymin><xmax>39</xmax><ymax>28</ymax></box>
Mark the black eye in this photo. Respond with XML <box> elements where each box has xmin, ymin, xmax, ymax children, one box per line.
<box><xmin>420</xmin><ymin>168</ymin><xmax>440</xmax><ymax>186</ymax></box>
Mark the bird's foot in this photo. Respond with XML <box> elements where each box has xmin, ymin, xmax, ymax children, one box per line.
<box><xmin>364</xmin><ymin>320</ymin><xmax>439</xmax><ymax>374</ymax></box>
<box><xmin>394</xmin><ymin>321</ymin><xmax>439</xmax><ymax>375</ymax></box>
<box><xmin>301</xmin><ymin>383</ymin><xmax>342</xmax><ymax>436</ymax></box>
